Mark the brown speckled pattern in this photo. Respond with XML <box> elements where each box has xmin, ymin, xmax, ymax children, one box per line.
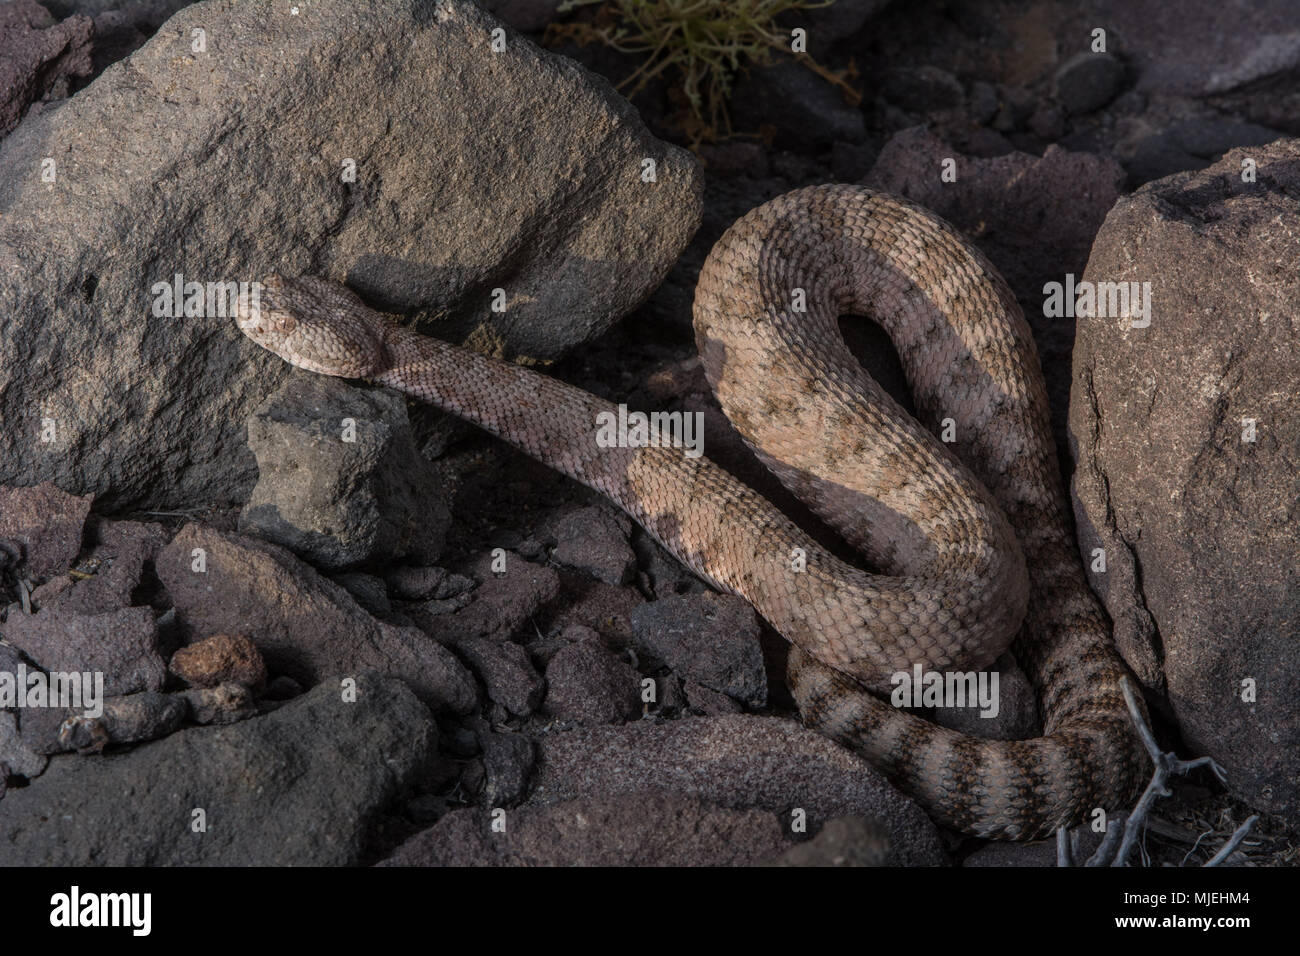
<box><xmin>236</xmin><ymin>185</ymin><xmax>1146</xmax><ymax>839</ymax></box>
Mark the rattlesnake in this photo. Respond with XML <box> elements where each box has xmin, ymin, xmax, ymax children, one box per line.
<box><xmin>236</xmin><ymin>184</ymin><xmax>1147</xmax><ymax>840</ymax></box>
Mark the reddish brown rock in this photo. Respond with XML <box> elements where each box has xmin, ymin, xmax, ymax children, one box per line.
<box><xmin>170</xmin><ymin>634</ymin><xmax>267</xmax><ymax>690</ymax></box>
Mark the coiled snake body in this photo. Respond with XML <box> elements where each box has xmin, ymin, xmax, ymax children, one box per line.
<box><xmin>237</xmin><ymin>184</ymin><xmax>1146</xmax><ymax>839</ymax></box>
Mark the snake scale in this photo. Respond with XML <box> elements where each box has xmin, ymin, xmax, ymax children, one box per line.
<box><xmin>236</xmin><ymin>184</ymin><xmax>1147</xmax><ymax>840</ymax></box>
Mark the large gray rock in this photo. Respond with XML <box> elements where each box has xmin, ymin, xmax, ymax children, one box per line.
<box><xmin>0</xmin><ymin>0</ymin><xmax>702</xmax><ymax>510</ymax></box>
<box><xmin>1069</xmin><ymin>139</ymin><xmax>1300</xmax><ymax>823</ymax></box>
<box><xmin>0</xmin><ymin>673</ymin><xmax>437</xmax><ymax>865</ymax></box>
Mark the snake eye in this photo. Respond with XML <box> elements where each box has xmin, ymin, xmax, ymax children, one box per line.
<box><xmin>276</xmin><ymin>314</ymin><xmax>296</xmax><ymax>333</ymax></box>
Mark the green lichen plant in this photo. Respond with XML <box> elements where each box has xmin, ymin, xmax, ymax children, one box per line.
<box><xmin>548</xmin><ymin>0</ymin><xmax>860</xmax><ymax>145</ymax></box>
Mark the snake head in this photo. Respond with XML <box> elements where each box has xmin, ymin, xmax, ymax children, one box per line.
<box><xmin>235</xmin><ymin>274</ymin><xmax>386</xmax><ymax>379</ymax></box>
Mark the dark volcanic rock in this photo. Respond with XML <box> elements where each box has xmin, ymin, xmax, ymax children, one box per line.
<box><xmin>457</xmin><ymin>636</ymin><xmax>545</xmax><ymax>717</ymax></box>
<box><xmin>543</xmin><ymin>640</ymin><xmax>642</xmax><ymax>724</ymax></box>
<box><xmin>0</xmin><ymin>0</ymin><xmax>701</xmax><ymax>510</ymax></box>
<box><xmin>0</xmin><ymin>0</ymin><xmax>92</xmax><ymax>137</ymax></box>
<box><xmin>629</xmin><ymin>592</ymin><xmax>766</xmax><ymax>708</ymax></box>
<box><xmin>730</xmin><ymin>60</ymin><xmax>865</xmax><ymax>147</ymax></box>
<box><xmin>1</xmin><ymin>605</ymin><xmax>165</xmax><ymax>698</ymax></box>
<box><xmin>766</xmin><ymin>816</ymin><xmax>891</xmax><ymax>867</ymax></box>
<box><xmin>1053</xmin><ymin>51</ymin><xmax>1125</xmax><ymax>114</ymax></box>
<box><xmin>385</xmin><ymin>565</ymin><xmax>471</xmax><ymax>602</ymax></box>
<box><xmin>530</xmin><ymin>715</ymin><xmax>949</xmax><ymax>866</ymax></box>
<box><xmin>542</xmin><ymin>504</ymin><xmax>637</xmax><ymax>586</ymax></box>
<box><xmin>0</xmin><ymin>674</ymin><xmax>437</xmax><ymax>864</ymax></box>
<box><xmin>379</xmin><ymin>792</ymin><xmax>789</xmax><ymax>867</ymax></box>
<box><xmin>480</xmin><ymin>729</ymin><xmax>535</xmax><ymax>808</ymax></box>
<box><xmin>155</xmin><ymin>524</ymin><xmax>477</xmax><ymax>713</ymax></box>
<box><xmin>410</xmin><ymin>550</ymin><xmax>559</xmax><ymax>645</ymax></box>
<box><xmin>1069</xmin><ymin>139</ymin><xmax>1300</xmax><ymax>823</ymax></box>
<box><xmin>546</xmin><ymin>575</ymin><xmax>645</xmax><ymax>644</ymax></box>
<box><xmin>1122</xmin><ymin>119</ymin><xmax>1281</xmax><ymax>186</ymax></box>
<box><xmin>35</xmin><ymin>519</ymin><xmax>170</xmax><ymax>616</ymax></box>
<box><xmin>683</xmin><ymin>680</ymin><xmax>744</xmax><ymax>716</ymax></box>
<box><xmin>333</xmin><ymin>571</ymin><xmax>393</xmax><ymax>616</ymax></box>
<box><xmin>883</xmin><ymin>66</ymin><xmax>964</xmax><ymax>112</ymax></box>
<box><xmin>0</xmin><ymin>483</ymin><xmax>92</xmax><ymax>578</ymax></box>
<box><xmin>239</xmin><ymin>376</ymin><xmax>450</xmax><ymax>570</ymax></box>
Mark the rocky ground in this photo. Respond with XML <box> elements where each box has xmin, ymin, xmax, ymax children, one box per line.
<box><xmin>0</xmin><ymin>0</ymin><xmax>1296</xmax><ymax>866</ymax></box>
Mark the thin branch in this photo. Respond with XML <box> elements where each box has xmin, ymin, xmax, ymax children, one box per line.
<box><xmin>1101</xmin><ymin>677</ymin><xmax>1248</xmax><ymax>867</ymax></box>
<box><xmin>1085</xmin><ymin>811</ymin><xmax>1126</xmax><ymax>866</ymax></box>
<box><xmin>1205</xmin><ymin>816</ymin><xmax>1260</xmax><ymax>867</ymax></box>
<box><xmin>1056</xmin><ymin>827</ymin><xmax>1072</xmax><ymax>867</ymax></box>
